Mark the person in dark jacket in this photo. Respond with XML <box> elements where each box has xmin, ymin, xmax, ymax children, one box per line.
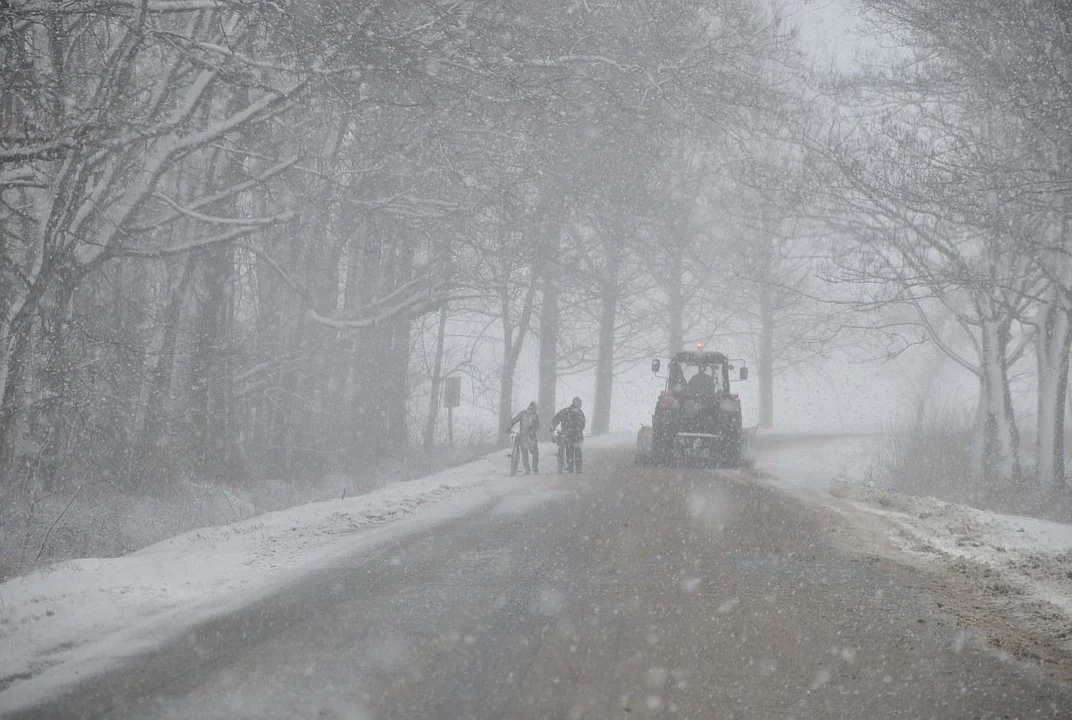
<box><xmin>506</xmin><ymin>401</ymin><xmax>540</xmax><ymax>473</ymax></box>
<box><xmin>688</xmin><ymin>365</ymin><xmax>716</xmax><ymax>394</ymax></box>
<box><xmin>550</xmin><ymin>396</ymin><xmax>586</xmax><ymax>474</ymax></box>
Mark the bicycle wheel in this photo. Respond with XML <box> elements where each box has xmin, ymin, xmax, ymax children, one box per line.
<box><xmin>510</xmin><ymin>440</ymin><xmax>520</xmax><ymax>476</ymax></box>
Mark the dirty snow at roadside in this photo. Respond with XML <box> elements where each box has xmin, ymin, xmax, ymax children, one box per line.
<box><xmin>757</xmin><ymin>433</ymin><xmax>1072</xmax><ymax>623</ymax></box>
<box><xmin>0</xmin><ymin>448</ymin><xmax>546</xmax><ymax>712</ymax></box>
<box><xmin>836</xmin><ymin>485</ymin><xmax>1072</xmax><ymax>616</ymax></box>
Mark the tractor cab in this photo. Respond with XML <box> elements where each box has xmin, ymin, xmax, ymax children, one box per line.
<box><xmin>666</xmin><ymin>351</ymin><xmax>731</xmax><ymax>396</ymax></box>
<box><xmin>651</xmin><ymin>349</ymin><xmax>747</xmax><ymax>405</ymax></box>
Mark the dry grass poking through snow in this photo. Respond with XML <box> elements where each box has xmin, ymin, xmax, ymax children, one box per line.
<box><xmin>874</xmin><ymin>409</ymin><xmax>1072</xmax><ymax>522</ymax></box>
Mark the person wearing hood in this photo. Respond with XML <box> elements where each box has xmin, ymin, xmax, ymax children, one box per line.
<box><xmin>551</xmin><ymin>396</ymin><xmax>586</xmax><ymax>473</ymax></box>
<box><xmin>506</xmin><ymin>401</ymin><xmax>541</xmax><ymax>473</ymax></box>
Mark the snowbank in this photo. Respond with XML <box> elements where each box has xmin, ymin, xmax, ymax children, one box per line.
<box><xmin>837</xmin><ymin>485</ymin><xmax>1072</xmax><ymax>616</ymax></box>
<box><xmin>755</xmin><ymin>433</ymin><xmax>1072</xmax><ymax>671</ymax></box>
<box><xmin>0</xmin><ymin>446</ymin><xmax>549</xmax><ymax>714</ymax></box>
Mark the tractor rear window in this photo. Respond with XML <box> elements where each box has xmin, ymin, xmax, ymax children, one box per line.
<box><xmin>670</xmin><ymin>362</ymin><xmax>727</xmax><ymax>392</ymax></box>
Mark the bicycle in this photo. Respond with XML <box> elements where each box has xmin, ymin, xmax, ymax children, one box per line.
<box><xmin>553</xmin><ymin>430</ymin><xmax>582</xmax><ymax>474</ymax></box>
<box><xmin>508</xmin><ymin>431</ymin><xmax>522</xmax><ymax>476</ymax></box>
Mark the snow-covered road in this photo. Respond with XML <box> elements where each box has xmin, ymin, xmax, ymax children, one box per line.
<box><xmin>2</xmin><ymin>434</ymin><xmax>1071</xmax><ymax>717</ymax></box>
<box><xmin>0</xmin><ymin>446</ymin><xmax>538</xmax><ymax>713</ymax></box>
<box><xmin>0</xmin><ymin>438</ymin><xmax>616</xmax><ymax>713</ymax></box>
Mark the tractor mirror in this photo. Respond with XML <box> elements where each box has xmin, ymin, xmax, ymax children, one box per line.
<box><xmin>739</xmin><ymin>366</ymin><xmax>749</xmax><ymax>381</ymax></box>
<box><xmin>651</xmin><ymin>358</ymin><xmax>661</xmax><ymax>374</ymax></box>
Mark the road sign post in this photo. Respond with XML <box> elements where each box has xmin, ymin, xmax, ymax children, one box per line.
<box><xmin>443</xmin><ymin>377</ymin><xmax>461</xmax><ymax>447</ymax></box>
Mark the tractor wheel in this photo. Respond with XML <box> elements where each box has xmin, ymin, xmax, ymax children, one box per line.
<box><xmin>720</xmin><ymin>439</ymin><xmax>741</xmax><ymax>468</ymax></box>
<box><xmin>652</xmin><ymin>436</ymin><xmax>672</xmax><ymax>467</ymax></box>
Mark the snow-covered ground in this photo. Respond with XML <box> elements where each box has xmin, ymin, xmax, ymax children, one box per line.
<box><xmin>4</xmin><ymin>432</ymin><xmax>1070</xmax><ymax>713</ymax></box>
<box><xmin>839</xmin><ymin>484</ymin><xmax>1072</xmax><ymax>613</ymax></box>
<box><xmin>0</xmin><ymin>442</ymin><xmax>568</xmax><ymax>714</ymax></box>
<box><xmin>756</xmin><ymin>432</ymin><xmax>1072</xmax><ymax>670</ymax></box>
<box><xmin>761</xmin><ymin>433</ymin><xmax>1072</xmax><ymax>613</ymax></box>
<box><xmin>758</xmin><ymin>433</ymin><xmax>1072</xmax><ymax>605</ymax></box>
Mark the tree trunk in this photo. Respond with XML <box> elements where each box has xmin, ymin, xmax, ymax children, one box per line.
<box><xmin>0</xmin><ymin>271</ymin><xmax>56</xmax><ymax>481</ymax></box>
<box><xmin>538</xmin><ymin>272</ymin><xmax>559</xmax><ymax>421</ymax></box>
<box><xmin>189</xmin><ymin>243</ymin><xmax>234</xmax><ymax>480</ymax></box>
<box><xmin>1035</xmin><ymin>299</ymin><xmax>1071</xmax><ymax>491</ymax></box>
<box><xmin>971</xmin><ymin>317</ymin><xmax>1021</xmax><ymax>484</ymax></box>
<box><xmin>498</xmin><ymin>291</ymin><xmax>517</xmax><ymax>449</ymax></box>
<box><xmin>36</xmin><ymin>281</ymin><xmax>76</xmax><ymax>491</ymax></box>
<box><xmin>536</xmin><ymin>191</ymin><xmax>565</xmax><ymax>424</ymax></box>
<box><xmin>498</xmin><ymin>275</ymin><xmax>538</xmax><ymax>448</ymax></box>
<box><xmin>498</xmin><ymin>360</ymin><xmax>515</xmax><ymax>449</ymax></box>
<box><xmin>592</xmin><ymin>252</ymin><xmax>619</xmax><ymax>436</ymax></box>
<box><xmin>387</xmin><ymin>315</ymin><xmax>411</xmax><ymax>453</ymax></box>
<box><xmin>0</xmin><ymin>327</ymin><xmax>26</xmax><ymax>483</ymax></box>
<box><xmin>132</xmin><ymin>256</ymin><xmax>196</xmax><ymax>484</ymax></box>
<box><xmin>911</xmin><ymin>354</ymin><xmax>945</xmax><ymax>426</ymax></box>
<box><xmin>668</xmin><ymin>252</ymin><xmax>683</xmax><ymax>354</ymax></box>
<box><xmin>386</xmin><ymin>241</ymin><xmax>416</xmax><ymax>454</ymax></box>
<box><xmin>251</xmin><ymin>227</ymin><xmax>283</xmax><ymax>468</ymax></box>
<box><xmin>423</xmin><ymin>303</ymin><xmax>449</xmax><ymax>449</ymax></box>
<box><xmin>348</xmin><ymin>221</ymin><xmax>387</xmax><ymax>459</ymax></box>
<box><xmin>352</xmin><ymin>324</ymin><xmax>389</xmax><ymax>457</ymax></box>
<box><xmin>758</xmin><ymin>281</ymin><xmax>775</xmax><ymax>429</ymax></box>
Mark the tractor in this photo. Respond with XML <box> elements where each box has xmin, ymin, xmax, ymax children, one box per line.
<box><xmin>642</xmin><ymin>346</ymin><xmax>748</xmax><ymax>467</ymax></box>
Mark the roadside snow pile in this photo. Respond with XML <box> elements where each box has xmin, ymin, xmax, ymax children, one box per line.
<box><xmin>758</xmin><ymin>434</ymin><xmax>1072</xmax><ymax>670</ymax></box>
<box><xmin>835</xmin><ymin>484</ymin><xmax>1072</xmax><ymax>616</ymax></box>
<box><xmin>757</xmin><ymin>434</ymin><xmax>1072</xmax><ymax>607</ymax></box>
<box><xmin>0</xmin><ymin>448</ymin><xmax>518</xmax><ymax>712</ymax></box>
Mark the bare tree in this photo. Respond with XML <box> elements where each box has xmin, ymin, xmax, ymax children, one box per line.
<box><xmin>844</xmin><ymin>0</ymin><xmax>1072</xmax><ymax>490</ymax></box>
